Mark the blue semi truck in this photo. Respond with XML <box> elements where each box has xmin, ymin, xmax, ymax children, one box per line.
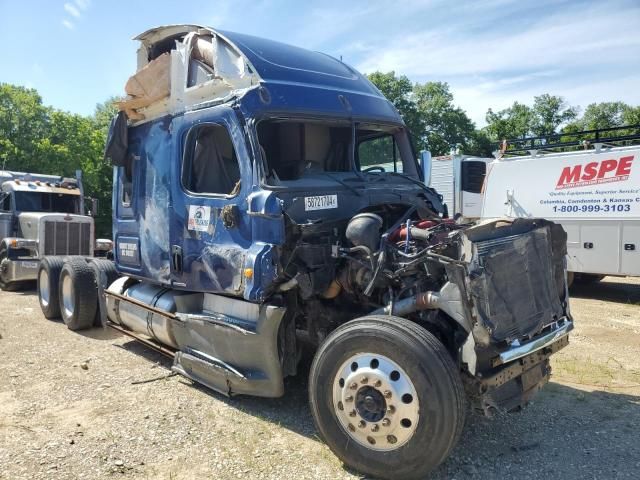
<box><xmin>36</xmin><ymin>25</ymin><xmax>573</xmax><ymax>479</ymax></box>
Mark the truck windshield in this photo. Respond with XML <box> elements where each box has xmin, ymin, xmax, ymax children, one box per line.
<box><xmin>14</xmin><ymin>191</ymin><xmax>80</xmax><ymax>213</ymax></box>
<box><xmin>257</xmin><ymin>119</ymin><xmax>418</xmax><ymax>184</ymax></box>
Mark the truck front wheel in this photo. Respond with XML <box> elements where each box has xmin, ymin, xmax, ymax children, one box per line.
<box><xmin>308</xmin><ymin>315</ymin><xmax>466</xmax><ymax>480</ymax></box>
<box><xmin>59</xmin><ymin>258</ymin><xmax>97</xmax><ymax>331</ymax></box>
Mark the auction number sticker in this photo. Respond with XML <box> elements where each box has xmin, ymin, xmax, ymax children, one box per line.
<box><xmin>304</xmin><ymin>195</ymin><xmax>338</xmax><ymax>211</ymax></box>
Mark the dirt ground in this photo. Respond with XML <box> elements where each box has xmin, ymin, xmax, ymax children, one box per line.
<box><xmin>1</xmin><ymin>277</ymin><xmax>639</xmax><ymax>480</ymax></box>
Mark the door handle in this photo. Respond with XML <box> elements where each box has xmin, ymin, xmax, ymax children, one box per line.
<box><xmin>171</xmin><ymin>245</ymin><xmax>183</xmax><ymax>273</ymax></box>
<box><xmin>624</xmin><ymin>243</ymin><xmax>636</xmax><ymax>251</ymax></box>
<box><xmin>583</xmin><ymin>242</ymin><xmax>593</xmax><ymax>249</ymax></box>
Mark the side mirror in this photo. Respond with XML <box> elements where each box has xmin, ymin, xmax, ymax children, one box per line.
<box><xmin>86</xmin><ymin>197</ymin><xmax>99</xmax><ymax>217</ymax></box>
<box><xmin>420</xmin><ymin>150</ymin><xmax>432</xmax><ymax>185</ymax></box>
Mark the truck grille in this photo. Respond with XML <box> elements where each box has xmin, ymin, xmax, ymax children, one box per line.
<box><xmin>43</xmin><ymin>221</ymin><xmax>91</xmax><ymax>256</ymax></box>
<box><xmin>470</xmin><ymin>228</ymin><xmax>564</xmax><ymax>343</ymax></box>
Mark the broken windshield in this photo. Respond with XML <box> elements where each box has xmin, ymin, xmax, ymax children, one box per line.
<box><xmin>257</xmin><ymin>119</ymin><xmax>419</xmax><ymax>185</ymax></box>
<box><xmin>14</xmin><ymin>191</ymin><xmax>80</xmax><ymax>214</ymax></box>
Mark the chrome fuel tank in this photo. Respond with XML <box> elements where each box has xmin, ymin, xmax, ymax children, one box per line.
<box><xmin>106</xmin><ymin>278</ymin><xmax>202</xmax><ymax>349</ymax></box>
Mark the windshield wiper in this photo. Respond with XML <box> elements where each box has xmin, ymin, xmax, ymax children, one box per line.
<box><xmin>320</xmin><ymin>171</ymin><xmax>363</xmax><ymax>196</ymax></box>
<box><xmin>386</xmin><ymin>172</ymin><xmax>428</xmax><ymax>190</ymax></box>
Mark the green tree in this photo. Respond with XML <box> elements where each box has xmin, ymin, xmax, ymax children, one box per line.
<box><xmin>367</xmin><ymin>71</ymin><xmax>423</xmax><ymax>143</ymax></box>
<box><xmin>413</xmin><ymin>81</ymin><xmax>479</xmax><ymax>156</ymax></box>
<box><xmin>531</xmin><ymin>94</ymin><xmax>578</xmax><ymax>136</ymax></box>
<box><xmin>368</xmin><ymin>74</ymin><xmax>492</xmax><ymax>157</ymax></box>
<box><xmin>484</xmin><ymin>102</ymin><xmax>534</xmax><ymax>141</ymax></box>
<box><xmin>565</xmin><ymin>101</ymin><xmax>627</xmax><ymax>131</ymax></box>
<box><xmin>0</xmin><ymin>84</ymin><xmax>49</xmax><ymax>171</ymax></box>
<box><xmin>87</xmin><ymin>97</ymin><xmax>121</xmax><ymax>236</ymax></box>
<box><xmin>484</xmin><ymin>94</ymin><xmax>578</xmax><ymax>142</ymax></box>
<box><xmin>0</xmin><ymin>83</ymin><xmax>115</xmax><ymax>237</ymax></box>
<box><xmin>622</xmin><ymin>105</ymin><xmax>640</xmax><ymax>126</ymax></box>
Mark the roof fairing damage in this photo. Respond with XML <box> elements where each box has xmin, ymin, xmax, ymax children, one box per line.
<box><xmin>118</xmin><ymin>25</ymin><xmax>261</xmax><ymax>123</ymax></box>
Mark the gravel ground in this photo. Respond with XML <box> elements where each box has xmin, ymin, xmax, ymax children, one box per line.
<box><xmin>0</xmin><ymin>276</ymin><xmax>639</xmax><ymax>480</ymax></box>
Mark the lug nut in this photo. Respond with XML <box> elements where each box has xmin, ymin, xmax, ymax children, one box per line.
<box><xmin>374</xmin><ymin>380</ymin><xmax>382</xmax><ymax>387</ymax></box>
<box><xmin>348</xmin><ymin>424</ymin><xmax>356</xmax><ymax>432</ymax></box>
<box><xmin>345</xmin><ymin>395</ymin><xmax>354</xmax><ymax>403</ymax></box>
<box><xmin>387</xmin><ymin>405</ymin><xmax>396</xmax><ymax>414</ymax></box>
<box><xmin>361</xmin><ymin>376</ymin><xmax>369</xmax><ymax>384</ymax></box>
<box><xmin>349</xmin><ymin>410</ymin><xmax>357</xmax><ymax>417</ymax></box>
<box><xmin>371</xmin><ymin>424</ymin><xmax>380</xmax><ymax>432</ymax></box>
<box><xmin>382</xmin><ymin>418</ymin><xmax>391</xmax><ymax>427</ymax></box>
<box><xmin>383</xmin><ymin>390</ymin><xmax>392</xmax><ymax>399</ymax></box>
<box><xmin>387</xmin><ymin>435</ymin><xmax>397</xmax><ymax>444</ymax></box>
<box><xmin>349</xmin><ymin>382</ymin><xmax>358</xmax><ymax>390</ymax></box>
<box><xmin>358</xmin><ymin>420</ymin><xmax>366</xmax><ymax>428</ymax></box>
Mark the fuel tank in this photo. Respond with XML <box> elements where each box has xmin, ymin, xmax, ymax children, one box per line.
<box><xmin>105</xmin><ymin>277</ymin><xmax>202</xmax><ymax>348</ymax></box>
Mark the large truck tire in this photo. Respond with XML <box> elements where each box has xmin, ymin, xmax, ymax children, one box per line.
<box><xmin>37</xmin><ymin>256</ymin><xmax>65</xmax><ymax>319</ymax></box>
<box><xmin>88</xmin><ymin>259</ymin><xmax>119</xmax><ymax>286</ymax></box>
<box><xmin>308</xmin><ymin>315</ymin><xmax>466</xmax><ymax>480</ymax></box>
<box><xmin>88</xmin><ymin>259</ymin><xmax>119</xmax><ymax>326</ymax></box>
<box><xmin>58</xmin><ymin>258</ymin><xmax>98</xmax><ymax>331</ymax></box>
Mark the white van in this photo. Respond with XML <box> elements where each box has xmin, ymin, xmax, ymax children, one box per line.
<box><xmin>427</xmin><ymin>154</ymin><xmax>491</xmax><ymax>221</ymax></box>
<box><xmin>481</xmin><ymin>144</ymin><xmax>639</xmax><ymax>279</ymax></box>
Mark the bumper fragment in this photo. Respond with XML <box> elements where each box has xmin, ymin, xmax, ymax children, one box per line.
<box><xmin>493</xmin><ymin>318</ymin><xmax>573</xmax><ymax>367</ymax></box>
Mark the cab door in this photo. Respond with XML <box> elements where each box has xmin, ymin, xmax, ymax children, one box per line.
<box><xmin>169</xmin><ymin>106</ymin><xmax>253</xmax><ymax>295</ymax></box>
<box><xmin>0</xmin><ymin>191</ymin><xmax>13</xmax><ymax>239</ymax></box>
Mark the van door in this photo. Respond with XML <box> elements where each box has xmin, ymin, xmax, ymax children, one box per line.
<box><xmin>621</xmin><ymin>222</ymin><xmax>640</xmax><ymax>275</ymax></box>
<box><xmin>578</xmin><ymin>222</ymin><xmax>621</xmax><ymax>275</ymax></box>
<box><xmin>460</xmin><ymin>160</ymin><xmax>487</xmax><ymax>219</ymax></box>
<box><xmin>170</xmin><ymin>106</ymin><xmax>252</xmax><ymax>295</ymax></box>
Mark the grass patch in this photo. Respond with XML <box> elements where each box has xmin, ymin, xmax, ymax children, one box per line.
<box><xmin>552</xmin><ymin>355</ymin><xmax>640</xmax><ymax>389</ymax></box>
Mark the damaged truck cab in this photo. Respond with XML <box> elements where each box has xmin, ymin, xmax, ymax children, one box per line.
<box><xmin>47</xmin><ymin>25</ymin><xmax>572</xmax><ymax>479</ymax></box>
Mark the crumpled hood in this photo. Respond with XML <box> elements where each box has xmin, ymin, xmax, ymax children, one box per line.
<box><xmin>18</xmin><ymin>212</ymin><xmax>92</xmax><ymax>240</ymax></box>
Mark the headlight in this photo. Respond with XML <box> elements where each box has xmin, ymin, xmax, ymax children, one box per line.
<box><xmin>10</xmin><ymin>239</ymin><xmax>38</xmax><ymax>249</ymax></box>
<box><xmin>95</xmin><ymin>239</ymin><xmax>113</xmax><ymax>250</ymax></box>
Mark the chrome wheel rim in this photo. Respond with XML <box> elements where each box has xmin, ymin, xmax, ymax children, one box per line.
<box><xmin>332</xmin><ymin>353</ymin><xmax>419</xmax><ymax>451</ymax></box>
<box><xmin>61</xmin><ymin>273</ymin><xmax>75</xmax><ymax>319</ymax></box>
<box><xmin>39</xmin><ymin>269</ymin><xmax>49</xmax><ymax>307</ymax></box>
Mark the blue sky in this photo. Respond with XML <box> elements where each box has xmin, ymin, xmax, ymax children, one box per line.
<box><xmin>1</xmin><ymin>0</ymin><xmax>639</xmax><ymax>126</ymax></box>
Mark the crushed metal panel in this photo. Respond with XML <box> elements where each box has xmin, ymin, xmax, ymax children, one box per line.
<box><xmin>120</xmin><ymin>25</ymin><xmax>261</xmax><ymax>124</ymax></box>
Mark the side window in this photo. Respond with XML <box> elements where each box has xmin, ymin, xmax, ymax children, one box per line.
<box><xmin>0</xmin><ymin>192</ymin><xmax>10</xmax><ymax>211</ymax></box>
<box><xmin>182</xmin><ymin>124</ymin><xmax>241</xmax><ymax>196</ymax></box>
<box><xmin>461</xmin><ymin>161</ymin><xmax>486</xmax><ymax>194</ymax></box>
<box><xmin>121</xmin><ymin>168</ymin><xmax>133</xmax><ymax>207</ymax></box>
<box><xmin>119</xmin><ymin>142</ymin><xmax>138</xmax><ymax>213</ymax></box>
<box><xmin>358</xmin><ymin>134</ymin><xmax>402</xmax><ymax>173</ymax></box>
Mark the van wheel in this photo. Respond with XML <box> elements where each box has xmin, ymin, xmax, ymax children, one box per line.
<box><xmin>575</xmin><ymin>273</ymin><xmax>605</xmax><ymax>284</ymax></box>
<box><xmin>37</xmin><ymin>257</ymin><xmax>65</xmax><ymax>319</ymax></box>
<box><xmin>567</xmin><ymin>271</ymin><xmax>574</xmax><ymax>288</ymax></box>
<box><xmin>309</xmin><ymin>315</ymin><xmax>466</xmax><ymax>480</ymax></box>
<box><xmin>59</xmin><ymin>258</ymin><xmax>97</xmax><ymax>331</ymax></box>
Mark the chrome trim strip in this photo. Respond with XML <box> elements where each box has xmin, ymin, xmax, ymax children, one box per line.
<box><xmin>497</xmin><ymin>319</ymin><xmax>574</xmax><ymax>365</ymax></box>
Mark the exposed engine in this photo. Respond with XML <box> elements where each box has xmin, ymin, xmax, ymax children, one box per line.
<box><xmin>280</xmin><ymin>206</ymin><xmax>570</xmax><ymax>379</ymax></box>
